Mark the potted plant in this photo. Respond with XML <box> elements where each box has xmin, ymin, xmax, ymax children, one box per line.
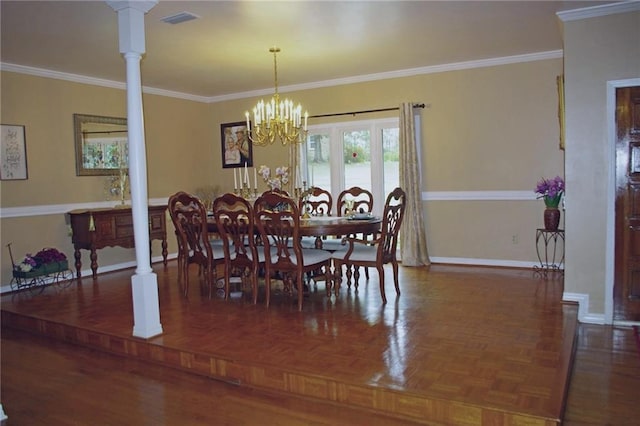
<box><xmin>12</xmin><ymin>247</ymin><xmax>68</xmax><ymax>278</ymax></box>
<box><xmin>535</xmin><ymin>176</ymin><xmax>564</xmax><ymax>231</ymax></box>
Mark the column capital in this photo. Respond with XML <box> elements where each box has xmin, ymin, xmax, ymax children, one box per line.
<box><xmin>106</xmin><ymin>1</ymin><xmax>157</xmax><ymax>15</ymax></box>
<box><xmin>107</xmin><ymin>1</ymin><xmax>157</xmax><ymax>54</ymax></box>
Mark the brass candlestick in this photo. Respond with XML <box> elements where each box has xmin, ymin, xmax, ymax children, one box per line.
<box><xmin>300</xmin><ymin>183</ymin><xmax>312</xmax><ymax>219</ymax></box>
<box><xmin>241</xmin><ymin>184</ymin><xmax>251</xmax><ymax>200</ymax></box>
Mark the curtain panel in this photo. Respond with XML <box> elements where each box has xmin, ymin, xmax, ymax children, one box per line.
<box><xmin>399</xmin><ymin>102</ymin><xmax>430</xmax><ymax>266</ymax></box>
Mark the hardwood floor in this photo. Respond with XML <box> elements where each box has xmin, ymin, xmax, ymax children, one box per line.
<box><xmin>1</xmin><ymin>327</ymin><xmax>417</xmax><ymax>426</ymax></box>
<box><xmin>1</xmin><ymin>263</ymin><xmax>638</xmax><ymax>425</ymax></box>
<box><xmin>563</xmin><ymin>324</ymin><xmax>640</xmax><ymax>425</ymax></box>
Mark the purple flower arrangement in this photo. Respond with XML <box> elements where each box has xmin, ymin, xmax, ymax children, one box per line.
<box><xmin>16</xmin><ymin>248</ymin><xmax>67</xmax><ymax>273</ymax></box>
<box><xmin>33</xmin><ymin>248</ymin><xmax>67</xmax><ymax>264</ymax></box>
<box><xmin>535</xmin><ymin>176</ymin><xmax>565</xmax><ymax>208</ymax></box>
<box><xmin>17</xmin><ymin>255</ymin><xmax>38</xmax><ymax>272</ymax></box>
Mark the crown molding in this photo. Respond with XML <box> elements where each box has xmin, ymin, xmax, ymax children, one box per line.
<box><xmin>207</xmin><ymin>50</ymin><xmax>563</xmax><ymax>104</ymax></box>
<box><xmin>557</xmin><ymin>1</ymin><xmax>640</xmax><ymax>22</ymax></box>
<box><xmin>1</xmin><ymin>50</ymin><xmax>563</xmax><ymax>105</ymax></box>
<box><xmin>0</xmin><ymin>62</ymin><xmax>210</xmax><ymax>103</ymax></box>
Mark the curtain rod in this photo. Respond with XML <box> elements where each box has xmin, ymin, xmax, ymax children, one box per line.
<box><xmin>309</xmin><ymin>103</ymin><xmax>425</xmax><ymax>119</ymax></box>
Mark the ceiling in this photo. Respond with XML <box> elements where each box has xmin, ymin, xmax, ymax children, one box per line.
<box><xmin>0</xmin><ymin>1</ymin><xmax>616</xmax><ymax>101</ymax></box>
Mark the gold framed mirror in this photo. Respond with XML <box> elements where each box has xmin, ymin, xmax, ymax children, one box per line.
<box><xmin>74</xmin><ymin>113</ymin><xmax>128</xmax><ymax>176</ymax></box>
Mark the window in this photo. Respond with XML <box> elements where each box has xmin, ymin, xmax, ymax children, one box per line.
<box><xmin>302</xmin><ymin>118</ymin><xmax>399</xmax><ymax>216</ymax></box>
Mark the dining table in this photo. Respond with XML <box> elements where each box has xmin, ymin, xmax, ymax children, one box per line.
<box><xmin>207</xmin><ymin>215</ymin><xmax>382</xmax><ymax>250</ymax></box>
<box><xmin>297</xmin><ymin>215</ymin><xmax>381</xmax><ymax>249</ymax></box>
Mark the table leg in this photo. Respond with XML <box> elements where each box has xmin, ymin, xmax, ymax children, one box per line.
<box><xmin>333</xmin><ymin>263</ymin><xmax>342</xmax><ymax>296</ymax></box>
<box><xmin>74</xmin><ymin>247</ymin><xmax>82</xmax><ymax>279</ymax></box>
<box><xmin>162</xmin><ymin>238</ymin><xmax>168</xmax><ymax>266</ymax></box>
<box><xmin>90</xmin><ymin>249</ymin><xmax>98</xmax><ymax>280</ymax></box>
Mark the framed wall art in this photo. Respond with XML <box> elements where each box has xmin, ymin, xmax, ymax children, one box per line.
<box><xmin>221</xmin><ymin>121</ymin><xmax>253</xmax><ymax>168</ymax></box>
<box><xmin>74</xmin><ymin>113</ymin><xmax>128</xmax><ymax>176</ymax></box>
<box><xmin>1</xmin><ymin>124</ymin><xmax>28</xmax><ymax>180</ymax></box>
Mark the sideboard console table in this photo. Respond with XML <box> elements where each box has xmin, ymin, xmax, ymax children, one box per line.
<box><xmin>68</xmin><ymin>205</ymin><xmax>168</xmax><ymax>279</ymax></box>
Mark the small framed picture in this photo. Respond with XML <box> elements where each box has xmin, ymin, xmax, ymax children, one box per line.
<box><xmin>1</xmin><ymin>124</ymin><xmax>28</xmax><ymax>180</ymax></box>
<box><xmin>221</xmin><ymin>121</ymin><xmax>252</xmax><ymax>168</ymax></box>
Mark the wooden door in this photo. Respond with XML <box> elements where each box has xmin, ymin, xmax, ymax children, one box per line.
<box><xmin>614</xmin><ymin>86</ymin><xmax>640</xmax><ymax>321</ymax></box>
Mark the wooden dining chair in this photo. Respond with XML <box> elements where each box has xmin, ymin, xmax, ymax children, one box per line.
<box><xmin>332</xmin><ymin>187</ymin><xmax>407</xmax><ymax>303</ymax></box>
<box><xmin>212</xmin><ymin>193</ymin><xmax>263</xmax><ymax>304</ymax></box>
<box><xmin>299</xmin><ymin>186</ymin><xmax>333</xmax><ymax>217</ymax></box>
<box><xmin>334</xmin><ymin>186</ymin><xmax>376</xmax><ymax>275</ymax></box>
<box><xmin>298</xmin><ymin>186</ymin><xmax>334</xmax><ymax>250</ymax></box>
<box><xmin>254</xmin><ymin>191</ymin><xmax>333</xmax><ymax>311</ymax></box>
<box><xmin>337</xmin><ymin>186</ymin><xmax>374</xmax><ymax>217</ymax></box>
<box><xmin>168</xmin><ymin>191</ymin><xmax>225</xmax><ymax>298</ymax></box>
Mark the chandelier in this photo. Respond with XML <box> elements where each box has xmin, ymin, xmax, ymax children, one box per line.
<box><xmin>245</xmin><ymin>47</ymin><xmax>308</xmax><ymax>146</ymax></box>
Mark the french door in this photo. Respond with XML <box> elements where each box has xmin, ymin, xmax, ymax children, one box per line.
<box><xmin>302</xmin><ymin>118</ymin><xmax>399</xmax><ymax>216</ymax></box>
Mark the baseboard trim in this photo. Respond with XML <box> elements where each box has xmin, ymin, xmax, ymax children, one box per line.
<box><xmin>0</xmin><ymin>253</ymin><xmax>176</xmax><ymax>294</ymax></box>
<box><xmin>429</xmin><ymin>256</ymin><xmax>538</xmax><ymax>269</ymax></box>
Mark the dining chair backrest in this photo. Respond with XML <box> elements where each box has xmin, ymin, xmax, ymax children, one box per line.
<box><xmin>254</xmin><ymin>190</ymin><xmax>332</xmax><ymax>310</ymax></box>
<box><xmin>337</xmin><ymin>186</ymin><xmax>373</xmax><ymax>216</ymax></box>
<box><xmin>261</xmin><ymin>188</ymin><xmax>290</xmax><ymax>197</ymax></box>
<box><xmin>212</xmin><ymin>192</ymin><xmax>260</xmax><ymax>303</ymax></box>
<box><xmin>213</xmin><ymin>193</ymin><xmax>255</xmax><ymax>260</ymax></box>
<box><xmin>168</xmin><ymin>191</ymin><xmax>217</xmax><ymax>297</ymax></box>
<box><xmin>254</xmin><ymin>191</ymin><xmax>302</xmax><ymax>271</ymax></box>
<box><xmin>300</xmin><ymin>186</ymin><xmax>332</xmax><ymax>216</ymax></box>
<box><xmin>378</xmin><ymin>187</ymin><xmax>407</xmax><ymax>263</ymax></box>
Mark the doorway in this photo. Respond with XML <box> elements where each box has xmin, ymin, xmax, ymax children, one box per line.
<box><xmin>614</xmin><ymin>85</ymin><xmax>640</xmax><ymax>322</ymax></box>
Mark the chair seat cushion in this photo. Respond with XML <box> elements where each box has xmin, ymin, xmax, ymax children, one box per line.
<box><xmin>270</xmin><ymin>248</ymin><xmax>332</xmax><ymax>266</ymax></box>
<box><xmin>318</xmin><ymin>238</ymin><xmax>346</xmax><ymax>251</ymax></box>
<box><xmin>300</xmin><ymin>236</ymin><xmax>345</xmax><ymax>251</ymax></box>
<box><xmin>299</xmin><ymin>236</ymin><xmax>318</xmax><ymax>249</ymax></box>
<box><xmin>301</xmin><ymin>248</ymin><xmax>333</xmax><ymax>264</ymax></box>
<box><xmin>209</xmin><ymin>242</ymin><xmax>226</xmax><ymax>259</ymax></box>
<box><xmin>230</xmin><ymin>246</ymin><xmax>275</xmax><ymax>263</ymax></box>
<box><xmin>331</xmin><ymin>244</ymin><xmax>377</xmax><ymax>263</ymax></box>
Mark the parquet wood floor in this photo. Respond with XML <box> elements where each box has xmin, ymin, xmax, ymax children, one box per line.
<box><xmin>1</xmin><ymin>262</ymin><xmax>576</xmax><ymax>425</ymax></box>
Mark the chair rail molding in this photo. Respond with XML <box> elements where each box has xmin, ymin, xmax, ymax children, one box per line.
<box><xmin>0</xmin><ymin>198</ymin><xmax>169</xmax><ymax>218</ymax></box>
<box><xmin>1</xmin><ymin>191</ymin><xmax>536</xmax><ymax>219</ymax></box>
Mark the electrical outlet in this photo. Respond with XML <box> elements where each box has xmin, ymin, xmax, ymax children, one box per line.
<box><xmin>512</xmin><ymin>234</ymin><xmax>519</xmax><ymax>244</ymax></box>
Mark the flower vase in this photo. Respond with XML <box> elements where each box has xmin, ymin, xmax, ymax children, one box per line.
<box><xmin>544</xmin><ymin>207</ymin><xmax>561</xmax><ymax>231</ymax></box>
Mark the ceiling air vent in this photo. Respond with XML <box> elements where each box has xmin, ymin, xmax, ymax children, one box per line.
<box><xmin>161</xmin><ymin>12</ymin><xmax>199</xmax><ymax>25</ymax></box>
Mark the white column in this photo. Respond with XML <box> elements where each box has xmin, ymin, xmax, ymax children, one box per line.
<box><xmin>107</xmin><ymin>0</ymin><xmax>162</xmax><ymax>339</ymax></box>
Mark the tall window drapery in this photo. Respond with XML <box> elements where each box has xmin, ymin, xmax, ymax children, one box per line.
<box><xmin>399</xmin><ymin>102</ymin><xmax>430</xmax><ymax>266</ymax></box>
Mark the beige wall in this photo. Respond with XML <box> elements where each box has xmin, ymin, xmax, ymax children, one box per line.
<box><xmin>1</xmin><ymin>56</ymin><xmax>563</xmax><ymax>286</ymax></box>
<box><xmin>0</xmin><ymin>72</ymin><xmax>213</xmax><ymax>280</ymax></box>
<box><xmin>213</xmin><ymin>59</ymin><xmax>564</xmax><ymax>263</ymax></box>
<box><xmin>225</xmin><ymin>59</ymin><xmax>564</xmax><ymax>192</ymax></box>
<box><xmin>563</xmin><ymin>11</ymin><xmax>640</xmax><ymax>317</ymax></box>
